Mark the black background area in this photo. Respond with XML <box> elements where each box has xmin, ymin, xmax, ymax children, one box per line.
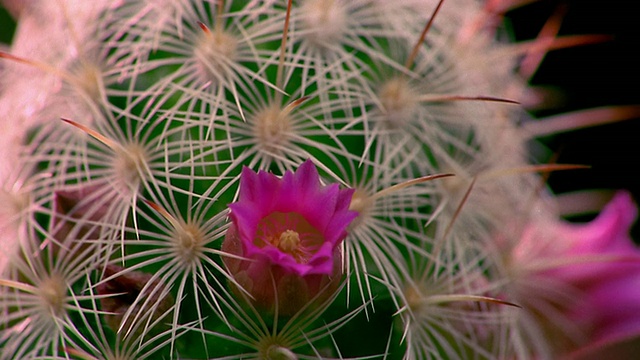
<box><xmin>507</xmin><ymin>0</ymin><xmax>640</xmax><ymax>238</ymax></box>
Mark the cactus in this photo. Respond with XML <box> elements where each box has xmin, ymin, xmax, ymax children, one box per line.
<box><xmin>1</xmin><ymin>1</ymin><xmax>638</xmax><ymax>359</ymax></box>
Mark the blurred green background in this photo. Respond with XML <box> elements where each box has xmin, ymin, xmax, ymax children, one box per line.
<box><xmin>0</xmin><ymin>6</ymin><xmax>15</xmax><ymax>44</ymax></box>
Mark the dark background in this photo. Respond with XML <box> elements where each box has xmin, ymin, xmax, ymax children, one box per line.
<box><xmin>1</xmin><ymin>1</ymin><xmax>639</xmax><ymax>233</ymax></box>
<box><xmin>507</xmin><ymin>0</ymin><xmax>640</xmax><ymax>238</ymax></box>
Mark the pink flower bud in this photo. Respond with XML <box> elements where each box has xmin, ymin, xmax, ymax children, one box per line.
<box><xmin>223</xmin><ymin>160</ymin><xmax>357</xmax><ymax>315</ymax></box>
<box><xmin>52</xmin><ymin>183</ymin><xmax>111</xmax><ymax>242</ymax></box>
<box><xmin>97</xmin><ymin>264</ymin><xmax>174</xmax><ymax>338</ymax></box>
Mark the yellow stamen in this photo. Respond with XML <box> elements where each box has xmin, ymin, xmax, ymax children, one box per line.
<box><xmin>278</xmin><ymin>230</ymin><xmax>300</xmax><ymax>253</ymax></box>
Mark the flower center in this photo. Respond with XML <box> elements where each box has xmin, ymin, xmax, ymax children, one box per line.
<box><xmin>255</xmin><ymin>212</ymin><xmax>323</xmax><ymax>264</ymax></box>
<box><xmin>277</xmin><ymin>230</ymin><xmax>301</xmax><ymax>253</ymax></box>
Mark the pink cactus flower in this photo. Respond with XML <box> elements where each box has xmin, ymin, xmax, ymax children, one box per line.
<box><xmin>508</xmin><ymin>191</ymin><xmax>640</xmax><ymax>357</ymax></box>
<box><xmin>223</xmin><ymin>160</ymin><xmax>357</xmax><ymax>315</ymax></box>
<box><xmin>563</xmin><ymin>192</ymin><xmax>640</xmax><ymax>358</ymax></box>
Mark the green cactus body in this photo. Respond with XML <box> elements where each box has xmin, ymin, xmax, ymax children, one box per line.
<box><xmin>1</xmin><ymin>1</ymin><xmax>637</xmax><ymax>359</ymax></box>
